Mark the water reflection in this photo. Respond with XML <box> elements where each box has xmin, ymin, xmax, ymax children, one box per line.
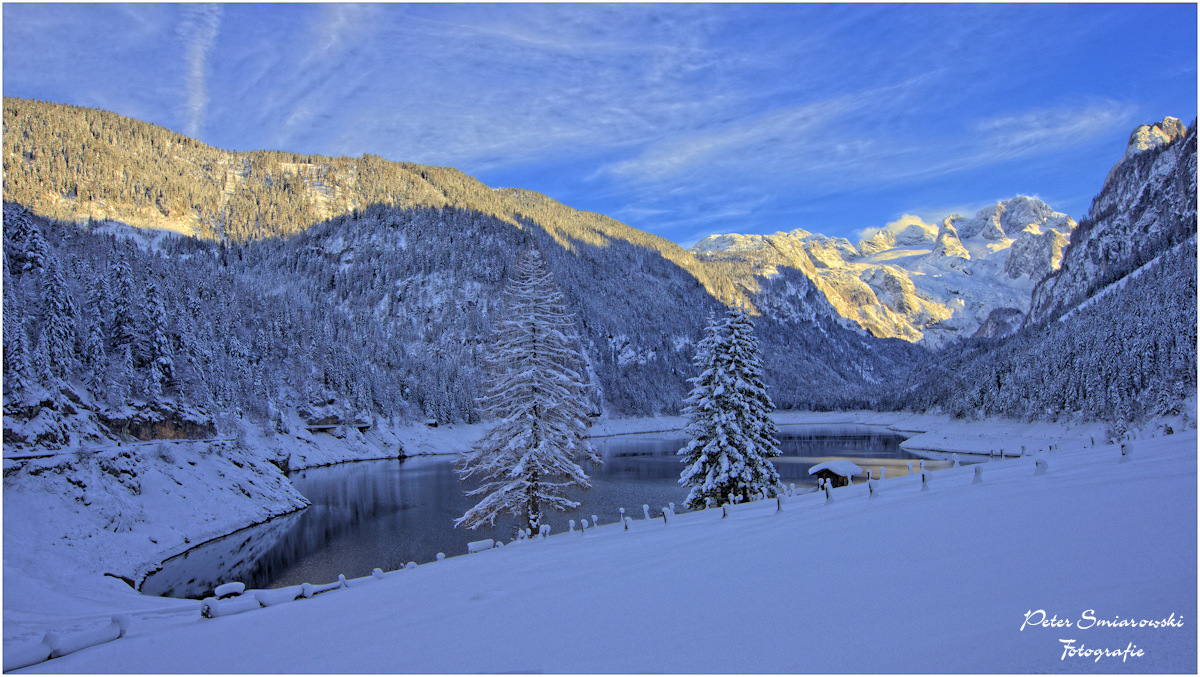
<box><xmin>142</xmin><ymin>425</ymin><xmax>917</xmax><ymax>599</ymax></box>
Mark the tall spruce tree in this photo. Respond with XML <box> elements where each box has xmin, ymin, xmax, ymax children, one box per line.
<box><xmin>38</xmin><ymin>253</ymin><xmax>79</xmax><ymax>382</ymax></box>
<box><xmin>3</xmin><ymin>262</ymin><xmax>32</xmax><ymax>399</ymax></box>
<box><xmin>455</xmin><ymin>248</ymin><xmax>598</xmax><ymax>533</ymax></box>
<box><xmin>678</xmin><ymin>307</ymin><xmax>782</xmax><ymax>509</ymax></box>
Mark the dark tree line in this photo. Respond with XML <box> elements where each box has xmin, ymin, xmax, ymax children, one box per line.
<box><xmin>3</xmin><ymin>195</ymin><xmax>927</xmax><ymax>449</ymax></box>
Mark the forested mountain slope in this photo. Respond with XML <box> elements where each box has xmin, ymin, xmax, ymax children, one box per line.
<box><xmin>2</xmin><ymin>197</ymin><xmax>923</xmax><ymax>449</ymax></box>
<box><xmin>4</xmin><ymin>98</ymin><xmax>1192</xmax><ymax>451</ymax></box>
<box><xmin>910</xmin><ymin>119</ymin><xmax>1197</xmax><ymax>424</ymax></box>
<box><xmin>2</xmin><ymin>97</ymin><xmax>760</xmax><ymax>313</ymax></box>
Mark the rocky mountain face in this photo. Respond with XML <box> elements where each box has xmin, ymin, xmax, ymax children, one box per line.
<box><xmin>911</xmin><ymin>117</ymin><xmax>1196</xmax><ymax>423</ymax></box>
<box><xmin>691</xmin><ymin>196</ymin><xmax>1077</xmax><ymax>346</ymax></box>
<box><xmin>1028</xmin><ymin>116</ymin><xmax>1196</xmax><ymax>325</ymax></box>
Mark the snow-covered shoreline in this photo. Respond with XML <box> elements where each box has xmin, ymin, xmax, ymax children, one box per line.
<box><xmin>7</xmin><ymin>415</ymin><xmax>1195</xmax><ymax>673</ymax></box>
<box><xmin>4</xmin><ymin>407</ymin><xmax>1193</xmax><ymax>671</ymax></box>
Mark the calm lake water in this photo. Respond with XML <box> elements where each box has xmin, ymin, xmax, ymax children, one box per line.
<box><xmin>140</xmin><ymin>424</ymin><xmax>922</xmax><ymax>599</ymax></box>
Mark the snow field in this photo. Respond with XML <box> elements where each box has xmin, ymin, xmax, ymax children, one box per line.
<box><xmin>14</xmin><ymin>428</ymin><xmax>1195</xmax><ymax>673</ymax></box>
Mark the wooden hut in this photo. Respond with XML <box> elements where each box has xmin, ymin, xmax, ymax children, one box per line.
<box><xmin>808</xmin><ymin>460</ymin><xmax>864</xmax><ymax>488</ymax></box>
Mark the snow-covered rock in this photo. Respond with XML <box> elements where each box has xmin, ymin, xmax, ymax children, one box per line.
<box><xmin>930</xmin><ymin>220</ymin><xmax>969</xmax><ymax>260</ymax></box>
<box><xmin>1004</xmin><ymin>227</ymin><xmax>1068</xmax><ymax>280</ymax></box>
<box><xmin>950</xmin><ymin>196</ymin><xmax>1073</xmax><ymax>242</ymax></box>
<box><xmin>1122</xmin><ymin>116</ymin><xmax>1187</xmax><ymax>160</ymax></box>
<box><xmin>893</xmin><ymin>220</ymin><xmax>938</xmax><ymax>246</ymax></box>
<box><xmin>970</xmin><ymin>307</ymin><xmax>1025</xmax><ymax>340</ymax></box>
<box><xmin>1030</xmin><ymin>119</ymin><xmax>1195</xmax><ymax>325</ymax></box>
<box><xmin>690</xmin><ymin>196</ymin><xmax>1076</xmax><ymax>346</ymax></box>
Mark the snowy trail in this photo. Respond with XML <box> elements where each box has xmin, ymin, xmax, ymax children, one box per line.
<box><xmin>13</xmin><ymin>429</ymin><xmax>1195</xmax><ymax>673</ymax></box>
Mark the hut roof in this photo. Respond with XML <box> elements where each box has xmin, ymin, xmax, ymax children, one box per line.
<box><xmin>808</xmin><ymin>460</ymin><xmax>864</xmax><ymax>477</ymax></box>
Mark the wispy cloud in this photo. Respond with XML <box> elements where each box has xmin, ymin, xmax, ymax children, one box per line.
<box><xmin>3</xmin><ymin>3</ymin><xmax>1192</xmax><ymax>243</ymax></box>
<box><xmin>969</xmin><ymin>102</ymin><xmax>1136</xmax><ymax>165</ymax></box>
<box><xmin>176</xmin><ymin>4</ymin><xmax>222</xmax><ymax>138</ymax></box>
<box><xmin>313</xmin><ymin>4</ymin><xmax>372</xmax><ymax>57</ymax></box>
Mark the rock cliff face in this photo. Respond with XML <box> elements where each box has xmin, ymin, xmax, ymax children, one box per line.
<box><xmin>692</xmin><ymin>196</ymin><xmax>1076</xmax><ymax>346</ymax></box>
<box><xmin>1122</xmin><ymin>117</ymin><xmax>1188</xmax><ymax>160</ymax></box>
<box><xmin>950</xmin><ymin>197</ymin><xmax>1074</xmax><ymax>241</ymax></box>
<box><xmin>1005</xmin><ymin>228</ymin><xmax>1068</xmax><ymax>281</ymax></box>
<box><xmin>971</xmin><ymin>307</ymin><xmax>1025</xmax><ymax>340</ymax></box>
<box><xmin>910</xmin><ymin>116</ymin><xmax>1196</xmax><ymax>422</ymax></box>
<box><xmin>1029</xmin><ymin>117</ymin><xmax>1195</xmax><ymax>325</ymax></box>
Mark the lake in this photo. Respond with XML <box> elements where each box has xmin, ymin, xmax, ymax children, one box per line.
<box><xmin>140</xmin><ymin>424</ymin><xmax>926</xmax><ymax>599</ymax></box>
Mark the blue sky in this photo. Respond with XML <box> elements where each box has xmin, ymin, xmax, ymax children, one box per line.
<box><xmin>4</xmin><ymin>3</ymin><xmax>1196</xmax><ymax>246</ymax></box>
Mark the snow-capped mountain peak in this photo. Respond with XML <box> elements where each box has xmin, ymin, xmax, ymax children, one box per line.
<box><xmin>690</xmin><ymin>196</ymin><xmax>1076</xmax><ymax>346</ymax></box>
<box><xmin>1124</xmin><ymin>116</ymin><xmax>1187</xmax><ymax>159</ymax></box>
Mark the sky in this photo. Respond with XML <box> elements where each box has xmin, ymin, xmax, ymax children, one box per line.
<box><xmin>3</xmin><ymin>3</ymin><xmax>1196</xmax><ymax>246</ymax></box>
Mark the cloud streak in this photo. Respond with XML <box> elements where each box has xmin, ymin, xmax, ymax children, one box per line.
<box><xmin>177</xmin><ymin>4</ymin><xmax>222</xmax><ymax>138</ymax></box>
<box><xmin>2</xmin><ymin>3</ymin><xmax>1193</xmax><ymax>243</ymax></box>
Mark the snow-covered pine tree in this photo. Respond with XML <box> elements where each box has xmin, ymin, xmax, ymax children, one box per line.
<box><xmin>141</xmin><ymin>280</ymin><xmax>174</xmax><ymax>402</ymax></box>
<box><xmin>3</xmin><ymin>262</ymin><xmax>32</xmax><ymax>399</ymax></box>
<box><xmin>37</xmin><ymin>253</ymin><xmax>80</xmax><ymax>382</ymax></box>
<box><xmin>455</xmin><ymin>248</ymin><xmax>599</xmax><ymax>533</ymax></box>
<box><xmin>678</xmin><ymin>307</ymin><xmax>782</xmax><ymax>509</ymax></box>
<box><xmin>108</xmin><ymin>257</ymin><xmax>137</xmax><ymax>357</ymax></box>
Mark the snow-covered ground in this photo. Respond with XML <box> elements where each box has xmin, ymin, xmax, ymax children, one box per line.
<box><xmin>4</xmin><ymin>412</ymin><xmax>1195</xmax><ymax>672</ymax></box>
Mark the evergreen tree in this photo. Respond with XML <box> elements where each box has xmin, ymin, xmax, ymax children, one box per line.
<box><xmin>142</xmin><ymin>280</ymin><xmax>174</xmax><ymax>401</ymax></box>
<box><xmin>455</xmin><ymin>248</ymin><xmax>598</xmax><ymax>533</ymax></box>
<box><xmin>3</xmin><ymin>263</ymin><xmax>32</xmax><ymax>398</ymax></box>
<box><xmin>83</xmin><ymin>317</ymin><xmax>106</xmax><ymax>399</ymax></box>
<box><xmin>108</xmin><ymin>257</ymin><xmax>137</xmax><ymax>356</ymax></box>
<box><xmin>37</xmin><ymin>253</ymin><xmax>79</xmax><ymax>380</ymax></box>
<box><xmin>678</xmin><ymin>307</ymin><xmax>782</xmax><ymax>509</ymax></box>
<box><xmin>107</xmin><ymin>343</ymin><xmax>134</xmax><ymax>408</ymax></box>
<box><xmin>21</xmin><ymin>224</ymin><xmax>50</xmax><ymax>273</ymax></box>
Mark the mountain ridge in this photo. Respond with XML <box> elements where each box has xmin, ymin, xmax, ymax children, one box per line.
<box><xmin>1</xmin><ymin>97</ymin><xmax>771</xmax><ymax>316</ymax></box>
<box><xmin>910</xmin><ymin>117</ymin><xmax>1196</xmax><ymax>422</ymax></box>
<box><xmin>691</xmin><ymin>195</ymin><xmax>1077</xmax><ymax>346</ymax></box>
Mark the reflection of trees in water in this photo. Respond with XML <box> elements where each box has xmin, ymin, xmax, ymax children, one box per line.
<box><xmin>144</xmin><ymin>430</ymin><xmax>915</xmax><ymax>599</ymax></box>
<box><xmin>140</xmin><ymin>510</ymin><xmax>305</xmax><ymax>600</ymax></box>
<box><xmin>143</xmin><ymin>459</ymin><xmax>521</xmax><ymax>599</ymax></box>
